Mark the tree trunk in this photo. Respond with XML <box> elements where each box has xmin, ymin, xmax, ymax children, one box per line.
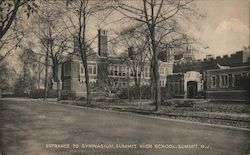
<box><xmin>38</xmin><ymin>71</ymin><xmax>41</xmax><ymax>89</ymax></box>
<box><xmin>152</xmin><ymin>53</ymin><xmax>161</xmax><ymax>111</ymax></box>
<box><xmin>149</xmin><ymin>22</ymin><xmax>161</xmax><ymax>111</ymax></box>
<box><xmin>83</xmin><ymin>61</ymin><xmax>91</xmax><ymax>104</ymax></box>
<box><xmin>139</xmin><ymin>83</ymin><xmax>141</xmax><ymax>101</ymax></box>
<box><xmin>127</xmin><ymin>83</ymin><xmax>130</xmax><ymax>100</ymax></box>
<box><xmin>52</xmin><ymin>61</ymin><xmax>61</xmax><ymax>101</ymax></box>
<box><xmin>127</xmin><ymin>72</ymin><xmax>130</xmax><ymax>100</ymax></box>
<box><xmin>57</xmin><ymin>81</ymin><xmax>61</xmax><ymax>101</ymax></box>
<box><xmin>150</xmin><ymin>58</ymin><xmax>155</xmax><ymax>100</ymax></box>
<box><xmin>154</xmin><ymin>62</ymin><xmax>161</xmax><ymax>111</ymax></box>
<box><xmin>138</xmin><ymin>74</ymin><xmax>141</xmax><ymax>101</ymax></box>
<box><xmin>44</xmin><ymin>48</ymin><xmax>49</xmax><ymax>100</ymax></box>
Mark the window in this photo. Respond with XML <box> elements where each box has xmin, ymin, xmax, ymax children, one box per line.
<box><xmin>118</xmin><ymin>66</ymin><xmax>122</xmax><ymax>76</ymax></box>
<box><xmin>87</xmin><ymin>65</ymin><xmax>97</xmax><ymax>75</ymax></box>
<box><xmin>242</xmin><ymin>72</ymin><xmax>249</xmax><ymax>77</ymax></box>
<box><xmin>160</xmin><ymin>80</ymin><xmax>165</xmax><ymax>87</ymax></box>
<box><xmin>121</xmin><ymin>66</ymin><xmax>126</xmax><ymax>76</ymax></box>
<box><xmin>233</xmin><ymin>74</ymin><xmax>241</xmax><ymax>88</ymax></box>
<box><xmin>93</xmin><ymin>66</ymin><xmax>97</xmax><ymax>74</ymax></box>
<box><xmin>114</xmin><ymin>66</ymin><xmax>118</xmax><ymax>76</ymax></box>
<box><xmin>220</xmin><ymin>74</ymin><xmax>229</xmax><ymax>88</ymax></box>
<box><xmin>110</xmin><ymin>66</ymin><xmax>114</xmax><ymax>76</ymax></box>
<box><xmin>211</xmin><ymin>76</ymin><xmax>216</xmax><ymax>88</ymax></box>
<box><xmin>88</xmin><ymin>66</ymin><xmax>93</xmax><ymax>74</ymax></box>
<box><xmin>166</xmin><ymin>69</ymin><xmax>169</xmax><ymax>76</ymax></box>
<box><xmin>159</xmin><ymin>67</ymin><xmax>165</xmax><ymax>75</ymax></box>
<box><xmin>130</xmin><ymin>70</ymin><xmax>133</xmax><ymax>77</ymax></box>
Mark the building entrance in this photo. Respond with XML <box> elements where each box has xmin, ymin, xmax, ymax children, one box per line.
<box><xmin>187</xmin><ymin>81</ymin><xmax>198</xmax><ymax>98</ymax></box>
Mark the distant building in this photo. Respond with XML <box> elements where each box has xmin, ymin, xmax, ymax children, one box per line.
<box><xmin>174</xmin><ymin>46</ymin><xmax>195</xmax><ymax>62</ymax></box>
<box><xmin>61</xmin><ymin>29</ymin><xmax>174</xmax><ymax>99</ymax></box>
<box><xmin>173</xmin><ymin>48</ymin><xmax>250</xmax><ymax>73</ymax></box>
<box><xmin>166</xmin><ymin>46</ymin><xmax>250</xmax><ymax>100</ymax></box>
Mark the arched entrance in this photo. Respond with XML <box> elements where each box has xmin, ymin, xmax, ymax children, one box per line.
<box><xmin>187</xmin><ymin>81</ymin><xmax>198</xmax><ymax>98</ymax></box>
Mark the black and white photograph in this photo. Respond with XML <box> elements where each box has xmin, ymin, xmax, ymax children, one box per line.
<box><xmin>0</xmin><ymin>0</ymin><xmax>250</xmax><ymax>154</ymax></box>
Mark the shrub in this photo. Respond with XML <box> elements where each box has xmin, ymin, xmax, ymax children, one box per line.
<box><xmin>117</xmin><ymin>86</ymin><xmax>171</xmax><ymax>100</ymax></box>
<box><xmin>117</xmin><ymin>85</ymin><xmax>152</xmax><ymax>99</ymax></box>
<box><xmin>29</xmin><ymin>89</ymin><xmax>57</xmax><ymax>99</ymax></box>
<box><xmin>61</xmin><ymin>90</ymin><xmax>76</xmax><ymax>100</ymax></box>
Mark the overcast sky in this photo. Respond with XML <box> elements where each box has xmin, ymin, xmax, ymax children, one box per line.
<box><xmin>193</xmin><ymin>0</ymin><xmax>249</xmax><ymax>58</ymax></box>
<box><xmin>7</xmin><ymin>0</ymin><xmax>250</xmax><ymax>61</ymax></box>
<box><xmin>89</xmin><ymin>0</ymin><xmax>250</xmax><ymax>58</ymax></box>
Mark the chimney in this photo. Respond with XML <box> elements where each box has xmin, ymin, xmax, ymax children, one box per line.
<box><xmin>128</xmin><ymin>46</ymin><xmax>134</xmax><ymax>60</ymax></box>
<box><xmin>98</xmin><ymin>29</ymin><xmax>108</xmax><ymax>57</ymax></box>
<box><xmin>166</xmin><ymin>46</ymin><xmax>174</xmax><ymax>62</ymax></box>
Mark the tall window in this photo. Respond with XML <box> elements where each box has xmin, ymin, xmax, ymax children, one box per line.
<box><xmin>159</xmin><ymin>67</ymin><xmax>165</xmax><ymax>75</ymax></box>
<box><xmin>110</xmin><ymin>66</ymin><xmax>114</xmax><ymax>76</ymax></box>
<box><xmin>87</xmin><ymin>65</ymin><xmax>97</xmax><ymax>75</ymax></box>
<box><xmin>160</xmin><ymin>80</ymin><xmax>165</xmax><ymax>87</ymax></box>
<box><xmin>119</xmin><ymin>66</ymin><xmax>122</xmax><ymax>76</ymax></box>
<box><xmin>233</xmin><ymin>74</ymin><xmax>241</xmax><ymax>88</ymax></box>
<box><xmin>93</xmin><ymin>66</ymin><xmax>97</xmax><ymax>74</ymax></box>
<box><xmin>211</xmin><ymin>76</ymin><xmax>216</xmax><ymax>88</ymax></box>
<box><xmin>114</xmin><ymin>66</ymin><xmax>118</xmax><ymax>76</ymax></box>
<box><xmin>220</xmin><ymin>74</ymin><xmax>229</xmax><ymax>88</ymax></box>
<box><xmin>88</xmin><ymin>66</ymin><xmax>93</xmax><ymax>74</ymax></box>
<box><xmin>121</xmin><ymin>66</ymin><xmax>126</xmax><ymax>76</ymax></box>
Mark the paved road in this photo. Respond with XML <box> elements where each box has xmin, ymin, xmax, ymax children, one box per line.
<box><xmin>0</xmin><ymin>98</ymin><xmax>250</xmax><ymax>155</ymax></box>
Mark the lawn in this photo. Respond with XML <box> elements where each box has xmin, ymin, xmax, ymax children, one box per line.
<box><xmin>57</xmin><ymin>99</ymin><xmax>250</xmax><ymax>129</ymax></box>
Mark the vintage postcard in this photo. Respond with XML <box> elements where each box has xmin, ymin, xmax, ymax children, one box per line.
<box><xmin>0</xmin><ymin>0</ymin><xmax>249</xmax><ymax>154</ymax></box>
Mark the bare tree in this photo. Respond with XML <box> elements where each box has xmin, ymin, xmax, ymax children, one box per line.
<box><xmin>32</xmin><ymin>1</ymin><xmax>72</xmax><ymax>100</ymax></box>
<box><xmin>117</xmin><ymin>24</ymin><xmax>149</xmax><ymax>100</ymax></box>
<box><xmin>0</xmin><ymin>0</ymin><xmax>38</xmax><ymax>62</ymax></box>
<box><xmin>0</xmin><ymin>63</ymin><xmax>16</xmax><ymax>94</ymax></box>
<box><xmin>114</xmin><ymin>0</ymin><xmax>203</xmax><ymax>111</ymax></box>
<box><xmin>66</xmin><ymin>0</ymin><xmax>113</xmax><ymax>104</ymax></box>
<box><xmin>14</xmin><ymin>45</ymin><xmax>38</xmax><ymax>96</ymax></box>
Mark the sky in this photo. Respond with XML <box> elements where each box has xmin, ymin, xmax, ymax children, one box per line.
<box><xmin>3</xmin><ymin>0</ymin><xmax>250</xmax><ymax>64</ymax></box>
<box><xmin>86</xmin><ymin>0</ymin><xmax>250</xmax><ymax>59</ymax></box>
<box><xmin>191</xmin><ymin>0</ymin><xmax>250</xmax><ymax>58</ymax></box>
